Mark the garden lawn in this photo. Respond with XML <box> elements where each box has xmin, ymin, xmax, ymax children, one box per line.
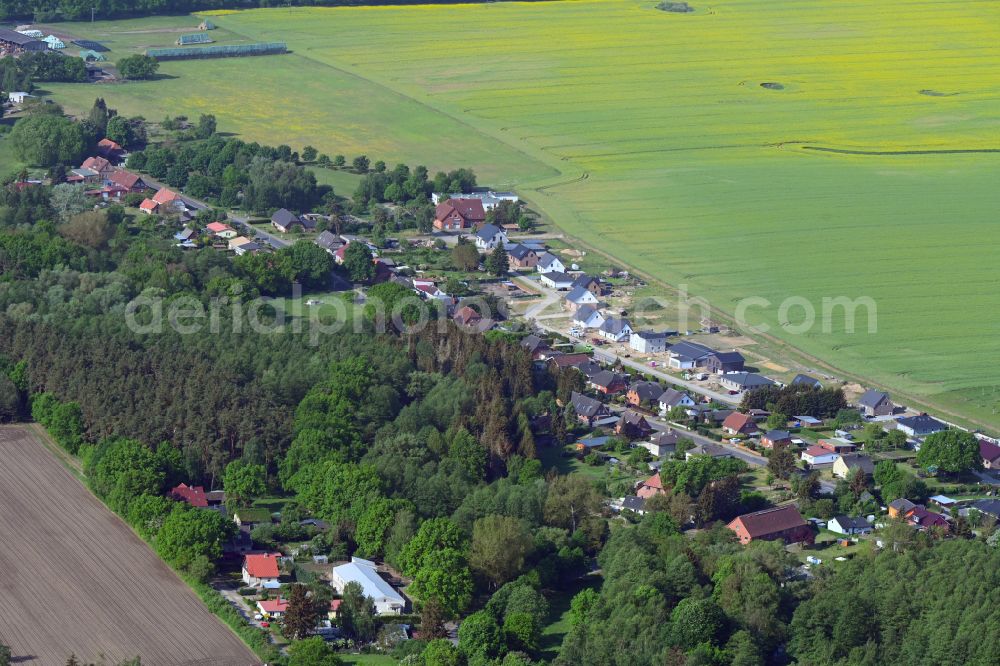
<box><xmin>39</xmin><ymin>0</ymin><xmax>1000</xmax><ymax>429</ymax></box>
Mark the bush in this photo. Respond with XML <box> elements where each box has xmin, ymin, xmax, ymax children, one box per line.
<box><xmin>239</xmin><ymin>587</ymin><xmax>258</xmax><ymax>596</ymax></box>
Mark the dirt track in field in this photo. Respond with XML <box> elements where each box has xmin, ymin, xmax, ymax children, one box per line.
<box><xmin>0</xmin><ymin>426</ymin><xmax>260</xmax><ymax>665</ymax></box>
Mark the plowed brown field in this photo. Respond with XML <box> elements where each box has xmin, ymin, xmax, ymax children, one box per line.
<box><xmin>0</xmin><ymin>426</ymin><xmax>260</xmax><ymax>665</ymax></box>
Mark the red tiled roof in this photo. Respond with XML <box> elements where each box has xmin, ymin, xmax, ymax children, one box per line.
<box><xmin>139</xmin><ymin>198</ymin><xmax>158</xmax><ymax>212</ymax></box>
<box><xmin>98</xmin><ymin>138</ymin><xmax>123</xmax><ymax>152</ymax></box>
<box><xmin>435</xmin><ymin>198</ymin><xmax>486</xmax><ymax>225</ymax></box>
<box><xmin>454</xmin><ymin>306</ymin><xmax>480</xmax><ymax>326</ymax></box>
<box><xmin>82</xmin><ymin>156</ymin><xmax>112</xmax><ymax>172</ymax></box>
<box><xmin>804</xmin><ymin>445</ymin><xmax>834</xmax><ymax>458</ymax></box>
<box><xmin>244</xmin><ymin>553</ymin><xmax>280</xmax><ymax>579</ymax></box>
<box><xmin>170</xmin><ymin>483</ymin><xmax>208</xmax><ymax>508</ymax></box>
<box><xmin>258</xmin><ymin>598</ymin><xmax>288</xmax><ymax>613</ymax></box>
<box><xmin>642</xmin><ymin>473</ymin><xmax>663</xmax><ymax>490</ymax></box>
<box><xmin>549</xmin><ymin>353</ymin><xmax>592</xmax><ymax>368</ymax></box>
<box><xmin>722</xmin><ymin>412</ymin><xmax>756</xmax><ymax>432</ymax></box>
<box><xmin>152</xmin><ymin>187</ymin><xmax>180</xmax><ymax>204</ymax></box>
<box><xmin>206</xmin><ymin>222</ymin><xmax>232</xmax><ymax>233</ymax></box>
<box><xmin>107</xmin><ymin>170</ymin><xmax>141</xmax><ymax>190</ymax></box>
<box><xmin>728</xmin><ymin>504</ymin><xmax>806</xmax><ymax>538</ymax></box>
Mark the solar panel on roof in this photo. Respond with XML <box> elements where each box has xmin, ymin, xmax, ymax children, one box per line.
<box><xmin>72</xmin><ymin>39</ymin><xmax>108</xmax><ymax>52</ymax></box>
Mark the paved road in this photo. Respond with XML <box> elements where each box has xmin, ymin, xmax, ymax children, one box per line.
<box><xmin>511</xmin><ymin>274</ymin><xmax>739</xmax><ymax>406</ymax></box>
<box><xmin>228</xmin><ymin>214</ymin><xmax>290</xmax><ymax>249</ymax></box>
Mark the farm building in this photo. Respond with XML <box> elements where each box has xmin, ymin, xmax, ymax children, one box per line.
<box><xmin>0</xmin><ymin>28</ymin><xmax>47</xmax><ymax>53</ymax></box>
<box><xmin>331</xmin><ymin>557</ymin><xmax>406</xmax><ymax>615</ymax></box>
<box><xmin>177</xmin><ymin>33</ymin><xmax>214</xmax><ymax>46</ymax></box>
<box><xmin>43</xmin><ymin>35</ymin><xmax>65</xmax><ymax>49</ymax></box>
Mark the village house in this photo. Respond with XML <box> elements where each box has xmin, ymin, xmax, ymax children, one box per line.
<box><xmin>896</xmin><ymin>414</ymin><xmax>948</xmax><ymax>438</ymax></box>
<box><xmin>658</xmin><ymin>388</ymin><xmax>695</xmax><ymax>414</ymax></box>
<box><xmin>432</xmin><ymin>190</ymin><xmax>517</xmax><ymax>210</ymax></box>
<box><xmin>791</xmin><ymin>374</ymin><xmax>823</xmax><ymax>389</ymax></box>
<box><xmin>573</xmin><ymin>360</ymin><xmax>604</xmax><ymax>380</ymax></box>
<box><xmin>564</xmin><ymin>286</ymin><xmax>599</xmax><ymax>310</ymax></box>
<box><xmin>433</xmin><ymin>198</ymin><xmax>486</xmax><ymax>230</ymax></box>
<box><xmin>572</xmin><ymin>275</ymin><xmax>603</xmax><ymax>298</ymax></box>
<box><xmin>629</xmin><ymin>330</ymin><xmax>671</xmax><ymax>354</ymax></box>
<box><xmin>572</xmin><ymin>304</ymin><xmax>605</xmax><ymax>329</ymax></box>
<box><xmin>817</xmin><ymin>438</ymin><xmax>857</xmax><ymax>455</ymax></box>
<box><xmin>168</xmin><ymin>483</ymin><xmax>224</xmax><ymax>509</ymax></box>
<box><xmin>666</xmin><ymin>341</ymin><xmax>715</xmax><ymax>370</ymax></box>
<box><xmin>540</xmin><ymin>271</ymin><xmax>575</xmax><ymax>290</ymax></box>
<box><xmin>641</xmin><ymin>429</ymin><xmax>680</xmax><ymax>458</ymax></box>
<box><xmin>760</xmin><ymin>430</ymin><xmax>793</xmax><ymax>449</ymax></box>
<box><xmin>453</xmin><ymin>305</ymin><xmax>483</xmax><ymax>328</ymax></box>
<box><xmin>727</xmin><ymin>504</ymin><xmax>814</xmax><ymax>545</ymax></box>
<box><xmin>257</xmin><ymin>598</ymin><xmax>288</xmax><ymax>620</ymax></box>
<box><xmin>858</xmin><ymin>389</ymin><xmax>893</xmax><ymax>417</ymax></box>
<box><xmin>536</xmin><ymin>252</ymin><xmax>566</xmax><ymax>274</ymax></box>
<box><xmin>271</xmin><ymin>208</ymin><xmax>316</xmax><ymax>233</ymax></box>
<box><xmin>598</xmin><ymin>317</ymin><xmax>633</xmax><ymax>343</ymax></box>
<box><xmin>619</xmin><ymin>496</ymin><xmax>647</xmax><ymax>515</ymax></box>
<box><xmin>97</xmin><ymin>138</ymin><xmax>124</xmax><ymax>160</ymax></box>
<box><xmin>833</xmin><ymin>454</ymin><xmax>875</xmax><ymax>479</ymax></box>
<box><xmin>570</xmin><ymin>391</ymin><xmax>615</xmax><ymax>427</ymax></box>
<box><xmin>315</xmin><ymin>230</ymin><xmax>343</xmax><ymax>256</ymax></box>
<box><xmin>801</xmin><ymin>446</ymin><xmax>839</xmax><ymax>467</ymax></box>
<box><xmin>964</xmin><ymin>499</ymin><xmax>1000</xmax><ymax>521</ymax></box>
<box><xmin>589</xmin><ymin>370</ymin><xmax>628</xmax><ymax>395</ymax></box>
<box><xmin>828</xmin><ymin>515</ymin><xmax>873</xmax><ymax>536</ymax></box>
<box><xmin>547</xmin><ymin>353</ymin><xmax>592</xmax><ymax>371</ymax></box>
<box><xmin>507</xmin><ymin>244</ymin><xmax>539</xmax><ymax>269</ymax></box>
<box><xmin>686</xmin><ymin>442</ymin><xmax>735</xmax><ymax>459</ymax></box>
<box><xmin>520</xmin><ymin>334</ymin><xmax>550</xmax><ymax>360</ymax></box>
<box><xmin>81</xmin><ymin>156</ymin><xmax>115</xmax><ymax>180</ymax></box>
<box><xmin>331</xmin><ymin>557</ymin><xmax>406</xmax><ymax>615</ymax></box>
<box><xmin>901</xmin><ymin>505</ymin><xmax>949</xmax><ymax>532</ymax></box>
<box><xmin>706</xmin><ymin>351</ymin><xmax>746</xmax><ymax>375</ymax></box>
<box><xmin>474</xmin><ymin>223</ymin><xmax>507</xmax><ymax>250</ymax></box>
<box><xmin>413</xmin><ymin>279</ymin><xmax>449</xmax><ymax>301</ymax></box>
<box><xmin>719</xmin><ymin>372</ymin><xmax>777</xmax><ymax>394</ymax></box>
<box><xmin>616</xmin><ymin>410</ymin><xmax>654</xmax><ymax>440</ymax></box>
<box><xmin>721</xmin><ymin>412</ymin><xmax>759</xmax><ymax>436</ymax></box>
<box><xmin>67</xmin><ymin>167</ymin><xmax>100</xmax><ymax>185</ymax></box>
<box><xmin>206</xmin><ymin>222</ymin><xmax>237</xmax><ymax>239</ymax></box>
<box><xmin>242</xmin><ymin>553</ymin><xmax>281</xmax><ymax>589</ymax></box>
<box><xmin>636</xmin><ymin>472</ymin><xmax>666</xmax><ymax>499</ymax></box>
<box><xmin>627</xmin><ymin>381</ymin><xmax>663</xmax><ymax>408</ymax></box>
<box><xmin>887</xmin><ymin>498</ymin><xmax>917</xmax><ymax>519</ymax></box>
<box><xmin>107</xmin><ymin>169</ymin><xmax>147</xmax><ymax>193</ymax></box>
<box><xmin>235</xmin><ymin>241</ymin><xmax>263</xmax><ymax>256</ymax></box>
<box><xmin>229</xmin><ymin>236</ymin><xmax>255</xmax><ymax>252</ymax></box>
<box><xmin>980</xmin><ymin>439</ymin><xmax>1000</xmax><ymax>469</ymax></box>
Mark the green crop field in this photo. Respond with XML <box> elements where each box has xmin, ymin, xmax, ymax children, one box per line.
<box><xmin>39</xmin><ymin>0</ymin><xmax>1000</xmax><ymax>428</ymax></box>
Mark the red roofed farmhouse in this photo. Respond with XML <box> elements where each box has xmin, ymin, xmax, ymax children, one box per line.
<box><xmin>727</xmin><ymin>504</ymin><xmax>814</xmax><ymax>545</ymax></box>
<box><xmin>433</xmin><ymin>198</ymin><xmax>486</xmax><ymax>231</ymax></box>
<box><xmin>169</xmin><ymin>483</ymin><xmax>208</xmax><ymax>508</ymax></box>
<box><xmin>242</xmin><ymin>553</ymin><xmax>281</xmax><ymax>588</ymax></box>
